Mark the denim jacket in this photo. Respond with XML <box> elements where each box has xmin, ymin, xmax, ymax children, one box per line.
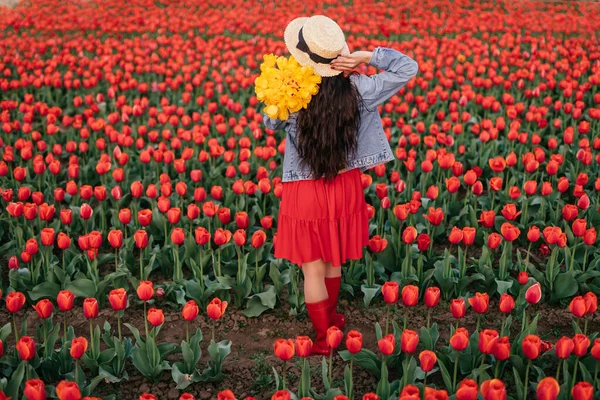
<box><xmin>263</xmin><ymin>47</ymin><xmax>419</xmax><ymax>182</ymax></box>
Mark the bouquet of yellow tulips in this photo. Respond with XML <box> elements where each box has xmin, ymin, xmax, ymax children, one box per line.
<box><xmin>254</xmin><ymin>54</ymin><xmax>321</xmax><ymax>121</ymax></box>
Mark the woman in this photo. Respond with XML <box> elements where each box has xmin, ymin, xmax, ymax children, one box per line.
<box><xmin>264</xmin><ymin>15</ymin><xmax>418</xmax><ymax>355</ymax></box>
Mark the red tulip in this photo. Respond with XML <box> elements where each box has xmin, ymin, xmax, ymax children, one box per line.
<box><xmin>571</xmin><ymin>382</ymin><xmax>594</xmax><ymax>400</ymax></box>
<box><xmin>478</xmin><ymin>329</ymin><xmax>499</xmax><ymax>354</ymax></box>
<box><xmin>500</xmin><ymin>222</ymin><xmax>520</xmax><ymax>241</ymax></box>
<box><xmin>108</xmin><ymin>288</ymin><xmax>127</xmax><ymax>311</ymax></box>
<box><xmin>480</xmin><ymin>379</ymin><xmax>506</xmax><ymax>400</ymax></box>
<box><xmin>171</xmin><ymin>228</ymin><xmax>186</xmax><ymax>245</ymax></box>
<box><xmin>382</xmin><ymin>282</ymin><xmax>398</xmax><ymax>303</ymax></box>
<box><xmin>468</xmin><ymin>292</ymin><xmax>489</xmax><ymax>314</ymax></box>
<box><xmin>207</xmin><ymin>298</ymin><xmax>227</xmax><ymax>320</ymax></box>
<box><xmin>138</xmin><ymin>209</ymin><xmax>152</xmax><ymax>226</ymax></box>
<box><xmin>401</xmin><ymin>329</ymin><xmax>419</xmax><ymax>353</ymax></box>
<box><xmin>327</xmin><ymin>326</ymin><xmax>344</xmax><ymax>349</ymax></box>
<box><xmin>137</xmin><ymin>281</ymin><xmax>154</xmax><ymax>301</ymax></box>
<box><xmin>134</xmin><ymin>230</ymin><xmax>148</xmax><ymax>249</ymax></box>
<box><xmin>17</xmin><ymin>336</ymin><xmax>36</xmax><ymax>360</ymax></box>
<box><xmin>147</xmin><ymin>308</ymin><xmax>164</xmax><ymax>327</ymax></box>
<box><xmin>295</xmin><ymin>336</ymin><xmax>312</xmax><ymax>358</ymax></box>
<box><xmin>450</xmin><ymin>298</ymin><xmax>466</xmax><ymax>319</ymax></box>
<box><xmin>70</xmin><ymin>337</ymin><xmax>88</xmax><ymax>359</ymax></box>
<box><xmin>83</xmin><ymin>298</ymin><xmax>98</xmax><ymax>319</ymax></box>
<box><xmin>450</xmin><ymin>327</ymin><xmax>470</xmax><ymax>351</ymax></box>
<box><xmin>273</xmin><ymin>339</ymin><xmax>294</xmax><ymax>361</ymax></box>
<box><xmin>80</xmin><ymin>203</ymin><xmax>93</xmax><ymax>220</ymax></box>
<box><xmin>424</xmin><ymin>287</ymin><xmax>440</xmax><ymax>307</ymax></box>
<box><xmin>214</xmin><ymin>228</ymin><xmax>232</xmax><ymax>246</ymax></box>
<box><xmin>182</xmin><ymin>300</ymin><xmax>199</xmax><ymax>321</ymax></box>
<box><xmin>368</xmin><ymin>235</ymin><xmax>388</xmax><ymax>252</ymax></box>
<box><xmin>24</xmin><ymin>379</ymin><xmax>47</xmax><ymax>400</ymax></box>
<box><xmin>57</xmin><ymin>290</ymin><xmax>75</xmax><ymax>312</ymax></box>
<box><xmin>522</xmin><ymin>334</ymin><xmax>542</xmax><ymax>359</ymax></box>
<box><xmin>525</xmin><ymin>282</ymin><xmax>542</xmax><ymax>304</ymax></box>
<box><xmin>401</xmin><ymin>285</ymin><xmax>418</xmax><ymax>306</ymax></box>
<box><xmin>6</xmin><ymin>292</ymin><xmax>26</xmax><ymax>313</ymax></box>
<box><xmin>233</xmin><ymin>229</ymin><xmax>246</xmax><ymax>246</ymax></box>
<box><xmin>536</xmin><ymin>377</ymin><xmax>559</xmax><ymax>400</ymax></box>
<box><xmin>456</xmin><ymin>379</ymin><xmax>478</xmax><ymax>400</ymax></box>
<box><xmin>108</xmin><ymin>230</ymin><xmax>123</xmax><ymax>248</ymax></box>
<box><xmin>572</xmin><ymin>334</ymin><xmax>590</xmax><ymax>357</ymax></box>
<box><xmin>55</xmin><ymin>381</ymin><xmax>81</xmax><ymax>400</ymax></box>
<box><xmin>378</xmin><ymin>334</ymin><xmax>395</xmax><ymax>355</ymax></box>
<box><xmin>419</xmin><ymin>350</ymin><xmax>436</xmax><ymax>372</ymax></box>
<box><xmin>498</xmin><ymin>294</ymin><xmax>515</xmax><ymax>313</ymax></box>
<box><xmin>33</xmin><ymin>299</ymin><xmax>53</xmax><ymax>319</ymax></box>
<box><xmin>555</xmin><ymin>336</ymin><xmax>574</xmax><ymax>359</ymax></box>
<box><xmin>492</xmin><ymin>336</ymin><xmax>511</xmax><ymax>361</ymax></box>
<box><xmin>57</xmin><ymin>233</ymin><xmax>71</xmax><ymax>250</ymax></box>
<box><xmin>346</xmin><ymin>330</ymin><xmax>363</xmax><ymax>354</ymax></box>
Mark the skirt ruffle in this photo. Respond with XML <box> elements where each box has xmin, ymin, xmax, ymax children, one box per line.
<box><xmin>274</xmin><ymin>168</ymin><xmax>370</xmax><ymax>267</ymax></box>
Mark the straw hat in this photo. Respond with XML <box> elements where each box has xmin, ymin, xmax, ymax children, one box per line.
<box><xmin>284</xmin><ymin>15</ymin><xmax>349</xmax><ymax>77</ymax></box>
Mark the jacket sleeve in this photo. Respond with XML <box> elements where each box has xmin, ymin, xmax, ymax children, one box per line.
<box><xmin>355</xmin><ymin>47</ymin><xmax>419</xmax><ymax>109</ymax></box>
<box><xmin>263</xmin><ymin>114</ymin><xmax>289</xmax><ymax>131</ymax></box>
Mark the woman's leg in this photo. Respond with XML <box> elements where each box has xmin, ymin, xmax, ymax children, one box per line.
<box><xmin>303</xmin><ymin>259</ymin><xmax>331</xmax><ymax>355</ymax></box>
<box><xmin>303</xmin><ymin>260</ymin><xmax>328</xmax><ymax>303</ymax></box>
<box><xmin>324</xmin><ymin>262</ymin><xmax>346</xmax><ymax>329</ymax></box>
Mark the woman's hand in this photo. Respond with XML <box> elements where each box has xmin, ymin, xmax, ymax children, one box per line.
<box><xmin>330</xmin><ymin>51</ymin><xmax>373</xmax><ymax>73</ymax></box>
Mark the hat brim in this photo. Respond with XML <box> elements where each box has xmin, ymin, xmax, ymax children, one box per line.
<box><xmin>284</xmin><ymin>16</ymin><xmax>348</xmax><ymax>78</ymax></box>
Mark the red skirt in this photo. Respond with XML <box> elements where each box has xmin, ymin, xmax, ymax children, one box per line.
<box><xmin>275</xmin><ymin>168</ymin><xmax>370</xmax><ymax>267</ymax></box>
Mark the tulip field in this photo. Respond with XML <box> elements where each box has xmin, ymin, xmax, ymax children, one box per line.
<box><xmin>1</xmin><ymin>0</ymin><xmax>600</xmax><ymax>398</ymax></box>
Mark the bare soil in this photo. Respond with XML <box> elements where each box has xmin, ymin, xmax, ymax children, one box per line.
<box><xmin>1</xmin><ymin>296</ymin><xmax>595</xmax><ymax>399</ymax></box>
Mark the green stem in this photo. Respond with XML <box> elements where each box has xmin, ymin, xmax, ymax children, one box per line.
<box><xmin>43</xmin><ymin>321</ymin><xmax>48</xmax><ymax>358</ymax></box>
<box><xmin>75</xmin><ymin>359</ymin><xmax>79</xmax><ymax>383</ymax></box>
<box><xmin>144</xmin><ymin>302</ymin><xmax>149</xmax><ymax>338</ymax></box>
<box><xmin>255</xmin><ymin>248</ymin><xmax>259</xmax><ymax>293</ymax></box>
<box><xmin>212</xmin><ymin>320</ymin><xmax>215</xmax><ymax>342</ymax></box>
<box><xmin>452</xmin><ymin>350</ymin><xmax>459</xmax><ymax>391</ymax></box>
<box><xmin>571</xmin><ymin>357</ymin><xmax>579</xmax><ymax>390</ymax></box>
<box><xmin>403</xmin><ymin>310</ymin><xmax>408</xmax><ymax>331</ymax></box>
<box><xmin>476</xmin><ymin>314</ymin><xmax>481</xmax><ymax>333</ymax></box>
<box><xmin>594</xmin><ymin>361</ymin><xmax>598</xmax><ymax>390</ymax></box>
<box><xmin>13</xmin><ymin>314</ymin><xmax>19</xmax><ymax>343</ymax></box>
<box><xmin>89</xmin><ymin>319</ymin><xmax>94</xmax><ymax>358</ymax></box>
<box><xmin>349</xmin><ymin>356</ymin><xmax>354</xmax><ymax>400</ymax></box>
<box><xmin>117</xmin><ymin>312</ymin><xmax>122</xmax><ymax>341</ymax></box>
<box><xmin>328</xmin><ymin>347</ymin><xmax>333</xmax><ymax>384</ymax></box>
<box><xmin>186</xmin><ymin>321</ymin><xmax>190</xmax><ymax>343</ymax></box>
<box><xmin>385</xmin><ymin>304</ymin><xmax>390</xmax><ymax>335</ymax></box>
<box><xmin>199</xmin><ymin>246</ymin><xmax>205</xmax><ymax>292</ymax></box>
<box><xmin>404</xmin><ymin>356</ymin><xmax>410</xmax><ymax>387</ymax></box>
<box><xmin>584</xmin><ymin>317</ymin><xmax>589</xmax><ymax>335</ymax></box>
<box><xmin>494</xmin><ymin>360</ymin><xmax>501</xmax><ymax>378</ymax></box>
<box><xmin>217</xmin><ymin>248</ymin><xmax>222</xmax><ymax>277</ymax></box>
<box><xmin>426</xmin><ymin>309</ymin><xmax>431</xmax><ymax>330</ymax></box>
<box><xmin>523</xmin><ymin>359</ymin><xmax>531</xmax><ymax>400</ymax></box>
<box><xmin>500</xmin><ymin>316</ymin><xmax>506</xmax><ymax>337</ymax></box>
<box><xmin>63</xmin><ymin>312</ymin><xmax>68</xmax><ymax>339</ymax></box>
<box><xmin>282</xmin><ymin>360</ymin><xmax>287</xmax><ymax>390</ymax></box>
<box><xmin>583</xmin><ymin>246</ymin><xmax>589</xmax><ymax>272</ymax></box>
<box><xmin>570</xmin><ymin>238</ymin><xmax>578</xmax><ymax>271</ymax></box>
<box><xmin>556</xmin><ymin>359</ymin><xmax>562</xmax><ymax>381</ymax></box>
<box><xmin>139</xmin><ymin>247</ymin><xmax>144</xmax><ymax>280</ymax></box>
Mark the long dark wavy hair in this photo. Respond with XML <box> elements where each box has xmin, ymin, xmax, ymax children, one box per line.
<box><xmin>295</xmin><ymin>73</ymin><xmax>362</xmax><ymax>180</ymax></box>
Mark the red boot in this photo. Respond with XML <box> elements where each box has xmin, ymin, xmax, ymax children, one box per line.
<box><xmin>325</xmin><ymin>276</ymin><xmax>346</xmax><ymax>329</ymax></box>
<box><xmin>305</xmin><ymin>299</ymin><xmax>332</xmax><ymax>356</ymax></box>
